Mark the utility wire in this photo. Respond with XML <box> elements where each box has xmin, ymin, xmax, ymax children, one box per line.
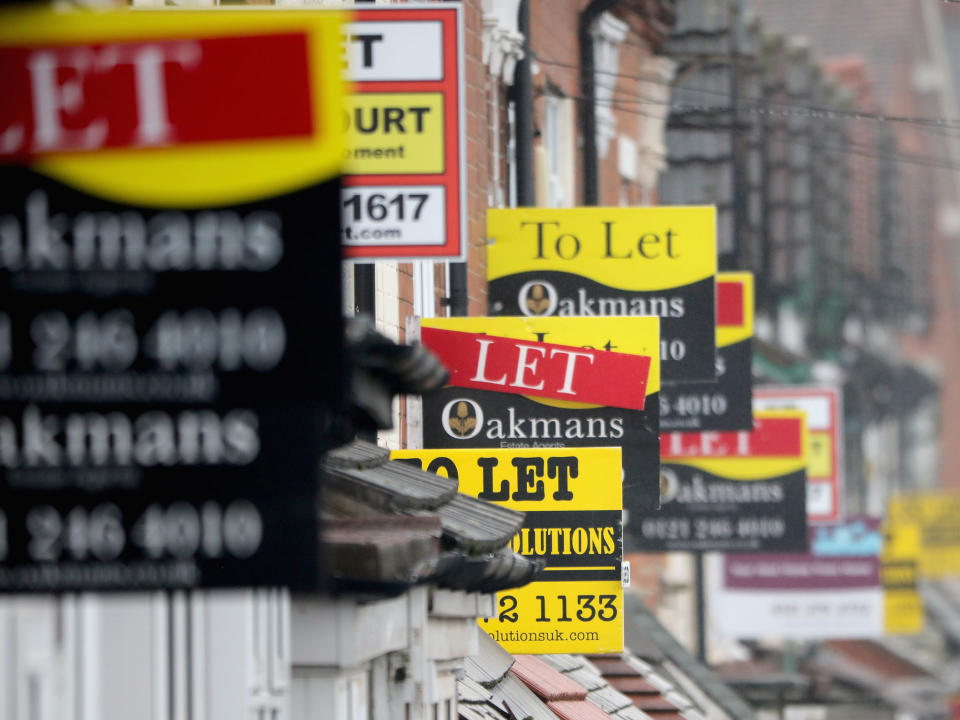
<box><xmin>536</xmin><ymin>55</ymin><xmax>960</xmax><ymax>130</ymax></box>
<box><xmin>534</xmin><ymin>81</ymin><xmax>960</xmax><ymax>171</ymax></box>
<box><xmin>540</xmin><ymin>83</ymin><xmax>960</xmax><ymax>172</ymax></box>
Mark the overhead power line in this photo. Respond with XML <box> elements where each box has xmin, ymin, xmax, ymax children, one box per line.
<box><xmin>535</xmin><ymin>56</ymin><xmax>960</xmax><ymax>130</ymax></box>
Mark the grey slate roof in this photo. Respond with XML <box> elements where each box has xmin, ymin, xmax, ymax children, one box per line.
<box><xmin>622</xmin><ymin>594</ymin><xmax>757</xmax><ymax>720</ymax></box>
<box><xmin>321</xmin><ymin>441</ymin><xmax>543</xmax><ymax>595</ymax></box>
<box><xmin>345</xmin><ymin>314</ymin><xmax>450</xmax><ymax>432</ymax></box>
<box><xmin>429</xmin><ymin>494</ymin><xmax>527</xmax><ymax>553</ymax></box>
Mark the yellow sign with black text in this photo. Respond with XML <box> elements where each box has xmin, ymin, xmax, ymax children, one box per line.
<box><xmin>488</xmin><ymin>207</ymin><xmax>716</xmax><ymax>289</ymax></box>
<box><xmin>882</xmin><ymin>523</ymin><xmax>924</xmax><ymax>633</ymax></box>
<box><xmin>487</xmin><ymin>206</ymin><xmax>717</xmax><ymax>382</ymax></box>
<box><xmin>392</xmin><ymin>447</ymin><xmax>624</xmax><ymax>654</ymax></box>
<box><xmin>344</xmin><ymin>93</ymin><xmax>445</xmax><ymax>174</ymax></box>
<box><xmin>888</xmin><ymin>494</ymin><xmax>960</xmax><ymax>579</ymax></box>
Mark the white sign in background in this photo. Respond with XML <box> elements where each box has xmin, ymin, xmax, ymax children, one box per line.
<box><xmin>707</xmin><ymin>555</ymin><xmax>884</xmax><ymax>640</ymax></box>
<box><xmin>341</xmin><ymin>185</ymin><xmax>446</xmax><ymax>246</ymax></box>
<box><xmin>339</xmin><ymin>7</ymin><xmax>465</xmax><ymax>261</ymax></box>
<box><xmin>753</xmin><ymin>387</ymin><xmax>843</xmax><ymax>523</ymax></box>
<box><xmin>343</xmin><ymin>21</ymin><xmax>444</xmax><ymax>81</ymax></box>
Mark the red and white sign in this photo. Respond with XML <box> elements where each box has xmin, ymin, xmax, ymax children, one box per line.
<box><xmin>341</xmin><ymin>5</ymin><xmax>465</xmax><ymax>260</ymax></box>
<box><xmin>661</xmin><ymin>415</ymin><xmax>806</xmax><ymax>459</ymax></box>
<box><xmin>754</xmin><ymin>386</ymin><xmax>844</xmax><ymax>524</ymax></box>
<box><xmin>420</xmin><ymin>327</ymin><xmax>653</xmax><ymax>410</ymax></box>
<box><xmin>0</xmin><ymin>35</ymin><xmax>315</xmax><ymax>159</ymax></box>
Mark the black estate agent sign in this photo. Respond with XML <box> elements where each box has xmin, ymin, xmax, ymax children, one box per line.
<box><xmin>415</xmin><ymin>316</ymin><xmax>663</xmax><ymax>514</ymax></box>
<box><xmin>487</xmin><ymin>207</ymin><xmax>717</xmax><ymax>382</ymax></box>
<box><xmin>660</xmin><ymin>272</ymin><xmax>754</xmax><ymax>431</ymax></box>
<box><xmin>636</xmin><ymin>412</ymin><xmax>809</xmax><ymax>552</ymax></box>
<box><xmin>0</xmin><ymin>8</ymin><xmax>345</xmax><ymax>591</ymax></box>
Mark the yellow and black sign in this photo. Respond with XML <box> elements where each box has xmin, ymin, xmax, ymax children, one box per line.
<box><xmin>487</xmin><ymin>206</ymin><xmax>717</xmax><ymax>381</ymax></box>
<box><xmin>392</xmin><ymin>447</ymin><xmax>623</xmax><ymax>654</ymax></box>
<box><xmin>344</xmin><ymin>93</ymin><xmax>445</xmax><ymax>174</ymax></box>
<box><xmin>888</xmin><ymin>494</ymin><xmax>960</xmax><ymax>579</ymax></box>
<box><xmin>881</xmin><ymin>522</ymin><xmax>924</xmax><ymax>633</ymax></box>
<box><xmin>416</xmin><ymin>316</ymin><xmax>663</xmax><ymax>514</ymax></box>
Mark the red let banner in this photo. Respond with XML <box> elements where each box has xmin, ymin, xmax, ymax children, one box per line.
<box><xmin>0</xmin><ymin>34</ymin><xmax>314</xmax><ymax>160</ymax></box>
<box><xmin>661</xmin><ymin>414</ymin><xmax>805</xmax><ymax>458</ymax></box>
<box><xmin>420</xmin><ymin>326</ymin><xmax>652</xmax><ymax>410</ymax></box>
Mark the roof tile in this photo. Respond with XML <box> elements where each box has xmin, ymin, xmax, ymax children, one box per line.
<box><xmin>587</xmin><ymin>685</ymin><xmax>634</xmax><ymax>714</ymax></box>
<box><xmin>426</xmin><ymin>494</ymin><xmax>525</xmax><ymax>553</ymax></box>
<box><xmin>464</xmin><ymin>632</ymin><xmax>514</xmax><ymax>688</ymax></box>
<box><xmin>541</xmin><ymin>654</ymin><xmax>586</xmax><ymax>673</ymax></box>
<box><xmin>625</xmin><ymin>694</ymin><xmax>682</xmax><ymax>712</ymax></box>
<box><xmin>823</xmin><ymin>640</ymin><xmax>928</xmax><ymax>680</ymax></box>
<box><xmin>324</xmin><ymin>458</ymin><xmax>458</xmax><ymax>512</ymax></box>
<box><xmin>607</xmin><ymin>677</ymin><xmax>662</xmax><ymax>695</ymax></box>
<box><xmin>511</xmin><ymin>655</ymin><xmax>588</xmax><ymax>702</ymax></box>
<box><xmin>567</xmin><ymin>666</ymin><xmax>607</xmax><ymax>692</ymax></box>
<box><xmin>611</xmin><ymin>706</ymin><xmax>654</xmax><ymax>720</ymax></box>
<box><xmin>587</xmin><ymin>656</ymin><xmax>638</xmax><ymax>676</ymax></box>
<box><xmin>547</xmin><ymin>700</ymin><xmax>615</xmax><ymax>720</ymax></box>
<box><xmin>494</xmin><ymin>674</ymin><xmax>559</xmax><ymax>720</ymax></box>
<box><xmin>324</xmin><ymin>439</ymin><xmax>390</xmax><ymax>470</ymax></box>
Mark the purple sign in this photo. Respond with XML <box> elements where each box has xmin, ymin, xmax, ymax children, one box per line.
<box><xmin>724</xmin><ymin>554</ymin><xmax>880</xmax><ymax>590</ymax></box>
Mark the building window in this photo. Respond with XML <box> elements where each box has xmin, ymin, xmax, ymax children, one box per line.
<box><xmin>591</xmin><ymin>12</ymin><xmax>628</xmax><ymax>159</ymax></box>
<box><xmin>541</xmin><ymin>94</ymin><xmax>574</xmax><ymax>208</ymax></box>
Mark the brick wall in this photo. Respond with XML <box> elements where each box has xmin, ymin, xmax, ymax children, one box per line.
<box><xmin>464</xmin><ymin>0</ymin><xmax>491</xmax><ymax>315</ymax></box>
<box><xmin>530</xmin><ymin>1</ymin><xmax>665</xmax><ymax>207</ymax></box>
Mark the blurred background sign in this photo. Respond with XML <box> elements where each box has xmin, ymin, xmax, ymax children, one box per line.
<box><xmin>340</xmin><ymin>4</ymin><xmax>465</xmax><ymax>260</ymax></box>
<box><xmin>888</xmin><ymin>494</ymin><xmax>960</xmax><ymax>580</ymax></box>
<box><xmin>754</xmin><ymin>386</ymin><xmax>845</xmax><ymax>524</ymax></box>
<box><xmin>0</xmin><ymin>8</ymin><xmax>346</xmax><ymax>591</ymax></box>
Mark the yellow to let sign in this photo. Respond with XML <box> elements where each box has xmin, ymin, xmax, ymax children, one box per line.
<box><xmin>392</xmin><ymin>447</ymin><xmax>624</xmax><ymax>654</ymax></box>
<box><xmin>888</xmin><ymin>494</ymin><xmax>960</xmax><ymax>579</ymax></box>
<box><xmin>344</xmin><ymin>93</ymin><xmax>445</xmax><ymax>174</ymax></box>
<box><xmin>882</xmin><ymin>524</ymin><xmax>924</xmax><ymax>633</ymax></box>
<box><xmin>488</xmin><ymin>206</ymin><xmax>717</xmax><ymax>291</ymax></box>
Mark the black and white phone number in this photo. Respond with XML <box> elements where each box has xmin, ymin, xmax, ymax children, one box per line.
<box><xmin>0</xmin><ymin>308</ymin><xmax>286</xmax><ymax>374</ymax></box>
<box><xmin>641</xmin><ymin>516</ymin><xmax>786</xmax><ymax>541</ymax></box>
<box><xmin>0</xmin><ymin>500</ymin><xmax>263</xmax><ymax>563</ymax></box>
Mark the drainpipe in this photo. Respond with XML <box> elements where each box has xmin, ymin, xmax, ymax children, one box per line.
<box><xmin>353</xmin><ymin>0</ymin><xmax>377</xmax><ymax>319</ymax></box>
<box><xmin>447</xmin><ymin>0</ymin><xmax>470</xmax><ymax>315</ymax></box>
<box><xmin>579</xmin><ymin>0</ymin><xmax>621</xmax><ymax>206</ymax></box>
<box><xmin>513</xmin><ymin>0</ymin><xmax>535</xmax><ymax>206</ymax></box>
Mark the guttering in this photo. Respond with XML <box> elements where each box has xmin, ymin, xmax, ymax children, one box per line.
<box><xmin>579</xmin><ymin>0</ymin><xmax>622</xmax><ymax>205</ymax></box>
